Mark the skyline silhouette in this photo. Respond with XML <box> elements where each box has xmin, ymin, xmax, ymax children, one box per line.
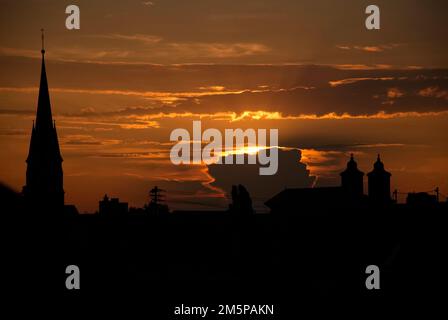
<box><xmin>2</xmin><ymin>2</ymin><xmax>448</xmax><ymax>308</ymax></box>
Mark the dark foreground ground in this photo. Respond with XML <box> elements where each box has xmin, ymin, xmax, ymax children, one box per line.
<box><xmin>3</xmin><ymin>204</ymin><xmax>448</xmax><ymax>316</ymax></box>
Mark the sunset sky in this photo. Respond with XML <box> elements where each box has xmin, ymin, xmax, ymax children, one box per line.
<box><xmin>1</xmin><ymin>0</ymin><xmax>447</xmax><ymax>212</ymax></box>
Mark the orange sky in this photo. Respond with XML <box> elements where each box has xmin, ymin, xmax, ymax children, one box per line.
<box><xmin>1</xmin><ymin>0</ymin><xmax>448</xmax><ymax>212</ymax></box>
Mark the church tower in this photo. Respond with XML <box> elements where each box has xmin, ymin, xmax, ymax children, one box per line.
<box><xmin>340</xmin><ymin>153</ymin><xmax>364</xmax><ymax>198</ymax></box>
<box><xmin>23</xmin><ymin>30</ymin><xmax>64</xmax><ymax>211</ymax></box>
<box><xmin>367</xmin><ymin>154</ymin><xmax>391</xmax><ymax>205</ymax></box>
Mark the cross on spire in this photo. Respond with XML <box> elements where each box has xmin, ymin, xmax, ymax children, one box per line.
<box><xmin>41</xmin><ymin>28</ymin><xmax>45</xmax><ymax>55</ymax></box>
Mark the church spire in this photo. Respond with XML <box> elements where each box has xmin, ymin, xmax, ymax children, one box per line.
<box><xmin>35</xmin><ymin>28</ymin><xmax>53</xmax><ymax>131</ymax></box>
<box><xmin>23</xmin><ymin>30</ymin><xmax>64</xmax><ymax>211</ymax></box>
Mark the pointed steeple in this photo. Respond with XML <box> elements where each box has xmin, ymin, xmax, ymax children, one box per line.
<box><xmin>35</xmin><ymin>29</ymin><xmax>53</xmax><ymax>131</ymax></box>
<box><xmin>23</xmin><ymin>30</ymin><xmax>64</xmax><ymax>211</ymax></box>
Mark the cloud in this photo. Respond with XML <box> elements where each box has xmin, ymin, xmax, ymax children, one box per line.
<box><xmin>93</xmin><ymin>34</ymin><xmax>163</xmax><ymax>44</ymax></box>
<box><xmin>2</xmin><ymin>59</ymin><xmax>448</xmax><ymax>120</ymax></box>
<box><xmin>0</xmin><ymin>46</ymin><xmax>134</xmax><ymax>62</ymax></box>
<box><xmin>0</xmin><ymin>128</ymin><xmax>28</xmax><ymax>136</ymax></box>
<box><xmin>418</xmin><ymin>86</ymin><xmax>448</xmax><ymax>99</ymax></box>
<box><xmin>96</xmin><ymin>151</ymin><xmax>168</xmax><ymax>160</ymax></box>
<box><xmin>0</xmin><ymin>84</ymin><xmax>306</xmax><ymax>107</ymax></box>
<box><xmin>300</xmin><ymin>149</ymin><xmax>347</xmax><ymax>184</ymax></box>
<box><xmin>333</xmin><ymin>64</ymin><xmax>393</xmax><ymax>70</ymax></box>
<box><xmin>0</xmin><ymin>86</ymin><xmax>272</xmax><ymax>104</ymax></box>
<box><xmin>1</xmin><ymin>36</ymin><xmax>270</xmax><ymax>64</ymax></box>
<box><xmin>352</xmin><ymin>143</ymin><xmax>406</xmax><ymax>148</ymax></box>
<box><xmin>167</xmin><ymin>42</ymin><xmax>271</xmax><ymax>58</ymax></box>
<box><xmin>329</xmin><ymin>77</ymin><xmax>394</xmax><ymax>87</ymax></box>
<box><xmin>336</xmin><ymin>44</ymin><xmax>403</xmax><ymax>53</ymax></box>
<box><xmin>57</xmin><ymin>109</ymin><xmax>448</xmax><ymax>128</ymax></box>
<box><xmin>355</xmin><ymin>46</ymin><xmax>384</xmax><ymax>53</ymax></box>
<box><xmin>207</xmin><ymin>148</ymin><xmax>315</xmax><ymax>211</ymax></box>
<box><xmin>0</xmin><ymin>108</ymin><xmax>34</xmax><ymax>115</ymax></box>
<box><xmin>198</xmin><ymin>86</ymin><xmax>226</xmax><ymax>91</ymax></box>
<box><xmin>223</xmin><ymin>110</ymin><xmax>448</xmax><ymax>121</ymax></box>
<box><xmin>62</xmin><ymin>134</ymin><xmax>121</xmax><ymax>146</ymax></box>
<box><xmin>58</xmin><ymin>117</ymin><xmax>160</xmax><ymax>130</ymax></box>
<box><xmin>387</xmin><ymin>88</ymin><xmax>405</xmax><ymax>98</ymax></box>
<box><xmin>1</xmin><ymin>39</ymin><xmax>270</xmax><ymax>64</ymax></box>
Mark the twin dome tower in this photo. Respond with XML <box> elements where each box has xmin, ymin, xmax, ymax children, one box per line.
<box><xmin>341</xmin><ymin>154</ymin><xmax>392</xmax><ymax>204</ymax></box>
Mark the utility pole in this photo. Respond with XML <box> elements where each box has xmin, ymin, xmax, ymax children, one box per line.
<box><xmin>149</xmin><ymin>186</ymin><xmax>166</xmax><ymax>214</ymax></box>
<box><xmin>393</xmin><ymin>189</ymin><xmax>398</xmax><ymax>203</ymax></box>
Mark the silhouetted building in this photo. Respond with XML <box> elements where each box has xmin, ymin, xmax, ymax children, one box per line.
<box><xmin>367</xmin><ymin>155</ymin><xmax>391</xmax><ymax>205</ymax></box>
<box><xmin>266</xmin><ymin>154</ymin><xmax>397</xmax><ymax>213</ymax></box>
<box><xmin>406</xmin><ymin>192</ymin><xmax>438</xmax><ymax>207</ymax></box>
<box><xmin>340</xmin><ymin>154</ymin><xmax>364</xmax><ymax>199</ymax></box>
<box><xmin>265</xmin><ymin>186</ymin><xmax>345</xmax><ymax>213</ymax></box>
<box><xmin>64</xmin><ymin>204</ymin><xmax>79</xmax><ymax>216</ymax></box>
<box><xmin>22</xmin><ymin>32</ymin><xmax>64</xmax><ymax>211</ymax></box>
<box><xmin>229</xmin><ymin>184</ymin><xmax>254</xmax><ymax>214</ymax></box>
<box><xmin>128</xmin><ymin>207</ymin><xmax>147</xmax><ymax>215</ymax></box>
<box><xmin>99</xmin><ymin>194</ymin><xmax>128</xmax><ymax>216</ymax></box>
<box><xmin>1</xmin><ymin>182</ymin><xmax>24</xmax><ymax>213</ymax></box>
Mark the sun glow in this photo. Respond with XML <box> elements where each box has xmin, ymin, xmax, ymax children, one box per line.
<box><xmin>220</xmin><ymin>145</ymin><xmax>273</xmax><ymax>157</ymax></box>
